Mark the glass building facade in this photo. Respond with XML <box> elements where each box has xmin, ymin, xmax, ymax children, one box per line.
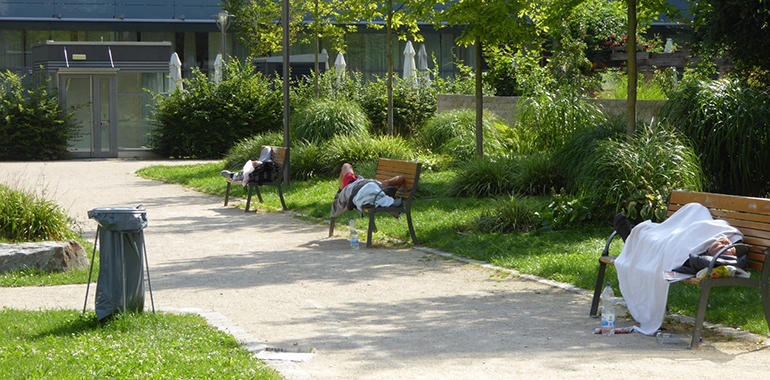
<box><xmin>1</xmin><ymin>1</ymin><xmax>474</xmax><ymax>157</ymax></box>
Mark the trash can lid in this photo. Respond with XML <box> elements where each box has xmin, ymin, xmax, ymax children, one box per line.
<box><xmin>88</xmin><ymin>206</ymin><xmax>146</xmax><ymax>214</ymax></box>
<box><xmin>88</xmin><ymin>206</ymin><xmax>147</xmax><ymax>232</ymax></box>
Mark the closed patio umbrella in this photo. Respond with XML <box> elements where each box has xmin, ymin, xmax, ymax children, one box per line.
<box><xmin>213</xmin><ymin>54</ymin><xmax>224</xmax><ymax>83</ymax></box>
<box><xmin>403</xmin><ymin>41</ymin><xmax>416</xmax><ymax>85</ymax></box>
<box><xmin>417</xmin><ymin>43</ymin><xmax>430</xmax><ymax>86</ymax></box>
<box><xmin>169</xmin><ymin>52</ymin><xmax>183</xmax><ymax>92</ymax></box>
<box><xmin>334</xmin><ymin>52</ymin><xmax>346</xmax><ymax>85</ymax></box>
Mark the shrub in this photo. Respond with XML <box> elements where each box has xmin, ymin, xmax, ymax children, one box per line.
<box><xmin>220</xmin><ymin>132</ymin><xmax>283</xmax><ymax>170</ymax></box>
<box><xmin>475</xmin><ymin>195</ymin><xmax>544</xmax><ymax>233</ymax></box>
<box><xmin>574</xmin><ymin>123</ymin><xmax>703</xmax><ymax>217</ymax></box>
<box><xmin>416</xmin><ymin>109</ymin><xmax>510</xmax><ymax>161</ymax></box>
<box><xmin>661</xmin><ymin>78</ymin><xmax>770</xmax><ymax>196</ymax></box>
<box><xmin>0</xmin><ymin>71</ymin><xmax>78</xmax><ymax>161</ymax></box>
<box><xmin>0</xmin><ymin>184</ymin><xmax>77</xmax><ymax>243</ymax></box>
<box><xmin>291</xmin><ymin>98</ymin><xmax>369</xmax><ymax>143</ymax></box>
<box><xmin>537</xmin><ymin>192</ymin><xmax>594</xmax><ymax>231</ymax></box>
<box><xmin>515</xmin><ymin>89</ymin><xmax>602</xmax><ymax>152</ymax></box>
<box><xmin>149</xmin><ymin>61</ymin><xmax>283</xmax><ymax>158</ymax></box>
<box><xmin>355</xmin><ymin>76</ymin><xmax>436</xmax><ymax>137</ymax></box>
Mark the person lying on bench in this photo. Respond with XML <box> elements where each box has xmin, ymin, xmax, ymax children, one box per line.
<box><xmin>220</xmin><ymin>146</ymin><xmax>273</xmax><ymax>186</ymax></box>
<box><xmin>611</xmin><ymin>203</ymin><xmax>744</xmax><ymax>335</ymax></box>
<box><xmin>330</xmin><ymin>163</ymin><xmax>405</xmax><ymax>218</ymax></box>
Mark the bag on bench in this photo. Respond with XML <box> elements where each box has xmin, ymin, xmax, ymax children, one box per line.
<box><xmin>249</xmin><ymin>161</ymin><xmax>280</xmax><ymax>185</ymax></box>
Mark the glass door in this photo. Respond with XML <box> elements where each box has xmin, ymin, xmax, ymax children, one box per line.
<box><xmin>60</xmin><ymin>74</ymin><xmax>118</xmax><ymax>157</ymax></box>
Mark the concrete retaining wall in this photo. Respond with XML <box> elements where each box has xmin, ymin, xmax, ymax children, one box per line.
<box><xmin>437</xmin><ymin>94</ymin><xmax>667</xmax><ymax>126</ymax></box>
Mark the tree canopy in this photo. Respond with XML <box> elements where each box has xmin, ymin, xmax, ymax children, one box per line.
<box><xmin>692</xmin><ymin>0</ymin><xmax>770</xmax><ymax>86</ymax></box>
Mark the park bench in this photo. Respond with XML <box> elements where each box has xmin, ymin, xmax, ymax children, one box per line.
<box><xmin>223</xmin><ymin>146</ymin><xmax>289</xmax><ymax>212</ymax></box>
<box><xmin>589</xmin><ymin>190</ymin><xmax>770</xmax><ymax>348</ymax></box>
<box><xmin>329</xmin><ymin>158</ymin><xmax>422</xmax><ymax>248</ymax></box>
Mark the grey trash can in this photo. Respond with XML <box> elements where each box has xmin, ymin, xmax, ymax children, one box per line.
<box><xmin>84</xmin><ymin>206</ymin><xmax>154</xmax><ymax>321</ymax></box>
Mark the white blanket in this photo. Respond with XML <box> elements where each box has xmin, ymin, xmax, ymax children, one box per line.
<box><xmin>615</xmin><ymin>203</ymin><xmax>742</xmax><ymax>335</ymax></box>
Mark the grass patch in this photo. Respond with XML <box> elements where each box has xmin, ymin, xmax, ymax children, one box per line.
<box><xmin>137</xmin><ymin>163</ymin><xmax>770</xmax><ymax>336</ymax></box>
<box><xmin>0</xmin><ymin>308</ymin><xmax>281</xmax><ymax>379</ymax></box>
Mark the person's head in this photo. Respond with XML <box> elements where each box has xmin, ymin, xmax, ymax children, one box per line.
<box><xmin>707</xmin><ymin>237</ymin><xmax>736</xmax><ymax>256</ymax></box>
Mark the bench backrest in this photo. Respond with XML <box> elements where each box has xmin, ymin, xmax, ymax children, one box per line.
<box><xmin>668</xmin><ymin>190</ymin><xmax>770</xmax><ymax>271</ymax></box>
<box><xmin>373</xmin><ymin>158</ymin><xmax>421</xmax><ymax>199</ymax></box>
<box><xmin>263</xmin><ymin>145</ymin><xmax>287</xmax><ymax>169</ymax></box>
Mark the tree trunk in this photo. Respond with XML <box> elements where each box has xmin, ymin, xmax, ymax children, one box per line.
<box><xmin>475</xmin><ymin>36</ymin><xmax>483</xmax><ymax>157</ymax></box>
<box><xmin>626</xmin><ymin>0</ymin><xmax>637</xmax><ymax>136</ymax></box>
<box><xmin>282</xmin><ymin>0</ymin><xmax>291</xmax><ymax>185</ymax></box>
<box><xmin>313</xmin><ymin>0</ymin><xmax>319</xmax><ymax>98</ymax></box>
<box><xmin>386</xmin><ymin>4</ymin><xmax>394</xmax><ymax>136</ymax></box>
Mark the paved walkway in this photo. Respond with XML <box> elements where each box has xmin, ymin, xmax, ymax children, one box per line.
<box><xmin>2</xmin><ymin>160</ymin><xmax>770</xmax><ymax>380</ymax></box>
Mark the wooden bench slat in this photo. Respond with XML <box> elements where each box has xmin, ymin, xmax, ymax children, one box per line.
<box><xmin>668</xmin><ymin>205</ymin><xmax>770</xmax><ymax>227</ymax></box>
<box><xmin>669</xmin><ymin>191</ymin><xmax>770</xmax><ymax>215</ymax></box>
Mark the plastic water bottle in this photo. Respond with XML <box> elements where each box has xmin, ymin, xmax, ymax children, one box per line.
<box><xmin>600</xmin><ymin>283</ymin><xmax>615</xmax><ymax>336</ymax></box>
<box><xmin>349</xmin><ymin>217</ymin><xmax>359</xmax><ymax>250</ymax></box>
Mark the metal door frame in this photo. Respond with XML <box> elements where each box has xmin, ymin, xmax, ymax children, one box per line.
<box><xmin>58</xmin><ymin>69</ymin><xmax>119</xmax><ymax>158</ymax></box>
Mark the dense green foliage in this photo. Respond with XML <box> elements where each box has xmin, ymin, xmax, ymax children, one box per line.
<box><xmin>415</xmin><ymin>109</ymin><xmax>511</xmax><ymax>161</ymax></box>
<box><xmin>693</xmin><ymin>0</ymin><xmax>770</xmax><ymax>87</ymax></box>
<box><xmin>515</xmin><ymin>89</ymin><xmax>603</xmax><ymax>152</ymax></box>
<box><xmin>291</xmin><ymin>98</ymin><xmax>369</xmax><ymax>143</ymax></box>
<box><xmin>149</xmin><ymin>61</ymin><xmax>283</xmax><ymax>158</ymax></box>
<box><xmin>565</xmin><ymin>123</ymin><xmax>703</xmax><ymax>219</ymax></box>
<box><xmin>447</xmin><ymin>153</ymin><xmax>562</xmax><ymax>198</ymax></box>
<box><xmin>0</xmin><ymin>309</ymin><xmax>281</xmax><ymax>379</ymax></box>
<box><xmin>355</xmin><ymin>75</ymin><xmax>437</xmax><ymax>137</ymax></box>
<box><xmin>0</xmin><ymin>184</ymin><xmax>77</xmax><ymax>243</ymax></box>
<box><xmin>0</xmin><ymin>72</ymin><xmax>78</xmax><ymax>161</ymax></box>
<box><xmin>661</xmin><ymin>78</ymin><xmax>770</xmax><ymax>196</ymax></box>
<box><xmin>475</xmin><ymin>195</ymin><xmax>546</xmax><ymax>233</ymax></box>
<box><xmin>221</xmin><ymin>132</ymin><xmax>416</xmax><ymax>180</ymax></box>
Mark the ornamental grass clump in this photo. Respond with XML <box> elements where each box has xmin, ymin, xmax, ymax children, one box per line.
<box><xmin>0</xmin><ymin>184</ymin><xmax>77</xmax><ymax>243</ymax></box>
<box><xmin>573</xmin><ymin>123</ymin><xmax>703</xmax><ymax>215</ymax></box>
<box><xmin>661</xmin><ymin>78</ymin><xmax>770</xmax><ymax>196</ymax></box>
<box><xmin>475</xmin><ymin>195</ymin><xmax>545</xmax><ymax>233</ymax></box>
<box><xmin>416</xmin><ymin>109</ymin><xmax>510</xmax><ymax>161</ymax></box>
<box><xmin>291</xmin><ymin>98</ymin><xmax>370</xmax><ymax>143</ymax></box>
<box><xmin>516</xmin><ymin>89</ymin><xmax>602</xmax><ymax>152</ymax></box>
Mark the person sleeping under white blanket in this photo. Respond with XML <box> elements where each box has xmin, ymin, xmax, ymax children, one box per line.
<box><xmin>613</xmin><ymin>202</ymin><xmax>742</xmax><ymax>335</ymax></box>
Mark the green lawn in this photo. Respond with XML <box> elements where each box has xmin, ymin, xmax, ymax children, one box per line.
<box><xmin>0</xmin><ymin>308</ymin><xmax>281</xmax><ymax>380</ymax></box>
<box><xmin>136</xmin><ymin>163</ymin><xmax>770</xmax><ymax>337</ymax></box>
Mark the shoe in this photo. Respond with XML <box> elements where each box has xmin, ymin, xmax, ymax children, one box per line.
<box><xmin>613</xmin><ymin>213</ymin><xmax>632</xmax><ymax>242</ymax></box>
<box><xmin>232</xmin><ymin>172</ymin><xmax>244</xmax><ymax>182</ymax></box>
<box><xmin>392</xmin><ymin>198</ymin><xmax>404</xmax><ymax>208</ymax></box>
<box><xmin>220</xmin><ymin>170</ymin><xmax>233</xmax><ymax>180</ymax></box>
<box><xmin>383</xmin><ymin>186</ymin><xmax>399</xmax><ymax>198</ymax></box>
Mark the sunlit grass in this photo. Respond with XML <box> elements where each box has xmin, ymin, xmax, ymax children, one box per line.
<box><xmin>0</xmin><ymin>309</ymin><xmax>281</xmax><ymax>380</ymax></box>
